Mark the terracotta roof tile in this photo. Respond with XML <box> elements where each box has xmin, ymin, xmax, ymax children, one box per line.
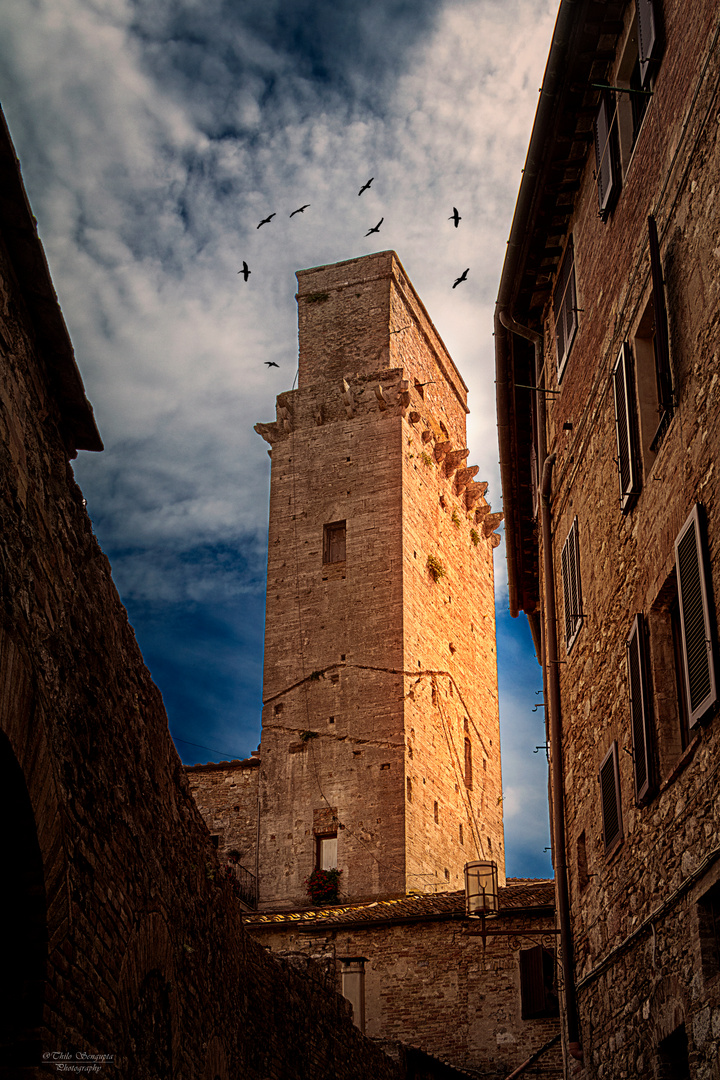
<box><xmin>245</xmin><ymin>878</ymin><xmax>555</xmax><ymax>928</ymax></box>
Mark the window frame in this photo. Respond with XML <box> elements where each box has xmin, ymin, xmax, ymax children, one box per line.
<box><xmin>627</xmin><ymin>614</ymin><xmax>653</xmax><ymax>804</ymax></box>
<box><xmin>519</xmin><ymin>945</ymin><xmax>559</xmax><ymax>1020</ymax></box>
<box><xmin>322</xmin><ymin>520</ymin><xmax>346</xmax><ymax>565</ymax></box>
<box><xmin>553</xmin><ymin>237</ymin><xmax>578</xmax><ymax>380</ymax></box>
<box><xmin>599</xmin><ymin>742</ymin><xmax>623</xmax><ymax>856</ymax></box>
<box><xmin>613</xmin><ymin>341</ymin><xmax>641</xmax><ymax>511</ymax></box>
<box><xmin>561</xmin><ymin>517</ymin><xmax>583</xmax><ymax>653</ymax></box>
<box><xmin>675</xmin><ymin>504</ymin><xmax>717</xmax><ymax>728</ymax></box>
<box><xmin>593</xmin><ymin>91</ymin><xmax>620</xmax><ymax>218</ymax></box>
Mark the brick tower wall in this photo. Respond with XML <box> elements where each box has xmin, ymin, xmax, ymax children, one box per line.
<box><xmin>254</xmin><ymin>252</ymin><xmax>504</xmax><ymax>910</ymax></box>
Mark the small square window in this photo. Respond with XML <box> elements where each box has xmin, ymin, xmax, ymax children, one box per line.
<box><xmin>323</xmin><ymin>521</ymin><xmax>346</xmax><ymax>564</ymax></box>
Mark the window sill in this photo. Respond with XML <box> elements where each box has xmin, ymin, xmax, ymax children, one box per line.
<box><xmin>658</xmin><ymin>733</ymin><xmax>702</xmax><ymax>794</ymax></box>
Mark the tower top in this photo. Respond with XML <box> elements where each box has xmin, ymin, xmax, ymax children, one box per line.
<box><xmin>295</xmin><ymin>251</ymin><xmax>468</xmax><ymax>412</ymax></box>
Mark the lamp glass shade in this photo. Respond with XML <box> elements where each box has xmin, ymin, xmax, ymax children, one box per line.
<box><xmin>464</xmin><ymin>860</ymin><xmax>499</xmax><ymax>916</ymax></box>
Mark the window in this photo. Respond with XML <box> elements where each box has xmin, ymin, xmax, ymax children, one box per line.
<box><xmin>632</xmin><ymin>222</ymin><xmax>673</xmax><ymax>473</ymax></box>
<box><xmin>675</xmin><ymin>504</ymin><xmax>717</xmax><ymax>727</ymax></box>
<box><xmin>433</xmin><ymin>800</ymin><xmax>439</xmax><ymax>824</ymax></box>
<box><xmin>553</xmin><ymin>237</ymin><xmax>578</xmax><ymax>379</ymax></box>
<box><xmin>593</xmin><ymin>91</ymin><xmax>620</xmax><ymax>218</ymax></box>
<box><xmin>637</xmin><ymin>0</ymin><xmax>663</xmax><ymax>88</ymax></box>
<box><xmin>459</xmin><ymin>824</ymin><xmax>464</xmax><ymax>846</ymax></box>
<box><xmin>323</xmin><ymin>520</ymin><xmax>346</xmax><ymax>564</ymax></box>
<box><xmin>599</xmin><ymin>742</ymin><xmax>623</xmax><ymax>856</ymax></box>
<box><xmin>561</xmin><ymin>518</ymin><xmax>583</xmax><ymax>652</ymax></box>
<box><xmin>627</xmin><ymin>615</ymin><xmax>653</xmax><ymax>804</ymax></box>
<box><xmin>613</xmin><ymin>342</ymin><xmax>641</xmax><ymax>510</ymax></box>
<box><xmin>316</xmin><ymin>834</ymin><xmax>337</xmax><ymax>871</ymax></box>
<box><xmin>576</xmin><ymin>831</ymin><xmax>589</xmax><ymax>892</ymax></box>
<box><xmin>698</xmin><ymin>881</ymin><xmax>720</xmax><ymax>983</ymax></box>
<box><xmin>464</xmin><ymin>738</ymin><xmax>473</xmax><ymax>789</ymax></box>
<box><xmin>647</xmin><ymin>573</ymin><xmax>690</xmax><ymax>775</ymax></box>
<box><xmin>519</xmin><ymin>946</ymin><xmax>559</xmax><ymax>1019</ymax></box>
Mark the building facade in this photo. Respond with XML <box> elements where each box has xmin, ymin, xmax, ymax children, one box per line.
<box><xmin>496</xmin><ymin>0</ymin><xmax>720</xmax><ymax>1076</ymax></box>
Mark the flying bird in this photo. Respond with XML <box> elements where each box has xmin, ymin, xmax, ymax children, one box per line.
<box><xmin>365</xmin><ymin>218</ymin><xmax>383</xmax><ymax>236</ymax></box>
<box><xmin>237</xmin><ymin>261</ymin><xmax>251</xmax><ymax>281</ymax></box>
<box><xmin>290</xmin><ymin>205</ymin><xmax>310</xmax><ymax>217</ymax></box>
<box><xmin>452</xmin><ymin>269</ymin><xmax>469</xmax><ymax>288</ymax></box>
<box><xmin>358</xmin><ymin>178</ymin><xmax>374</xmax><ymax>196</ymax></box>
<box><xmin>264</xmin><ymin>361</ymin><xmax>279</xmax><ymax>368</ymax></box>
<box><xmin>449</xmin><ymin>207</ymin><xmax>461</xmax><ymax>228</ymax></box>
<box><xmin>257</xmin><ymin>213</ymin><xmax>276</xmax><ymax>228</ymax></box>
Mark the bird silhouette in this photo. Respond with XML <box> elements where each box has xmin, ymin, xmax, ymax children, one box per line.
<box><xmin>365</xmin><ymin>218</ymin><xmax>383</xmax><ymax>236</ymax></box>
<box><xmin>290</xmin><ymin>205</ymin><xmax>310</xmax><ymax>217</ymax></box>
<box><xmin>452</xmin><ymin>269</ymin><xmax>469</xmax><ymax>288</ymax></box>
<box><xmin>264</xmin><ymin>361</ymin><xmax>279</xmax><ymax>368</ymax></box>
<box><xmin>257</xmin><ymin>213</ymin><xmax>276</xmax><ymax>228</ymax></box>
<box><xmin>237</xmin><ymin>261</ymin><xmax>251</xmax><ymax>281</ymax></box>
<box><xmin>358</xmin><ymin>178</ymin><xmax>374</xmax><ymax>196</ymax></box>
<box><xmin>449</xmin><ymin>207</ymin><xmax>461</xmax><ymax>228</ymax></box>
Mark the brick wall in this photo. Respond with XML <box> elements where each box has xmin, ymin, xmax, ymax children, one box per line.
<box><xmin>252</xmin><ymin>252</ymin><xmax>504</xmax><ymax>911</ymax></box>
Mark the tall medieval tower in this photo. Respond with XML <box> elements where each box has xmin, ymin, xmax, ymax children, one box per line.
<box><xmin>254</xmin><ymin>252</ymin><xmax>505</xmax><ymax>911</ymax></box>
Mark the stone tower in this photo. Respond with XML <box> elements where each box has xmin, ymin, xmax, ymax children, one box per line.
<box><xmin>254</xmin><ymin>251</ymin><xmax>504</xmax><ymax>911</ymax></box>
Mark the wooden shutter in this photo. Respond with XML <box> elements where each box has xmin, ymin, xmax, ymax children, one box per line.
<box><xmin>627</xmin><ymin>615</ymin><xmax>652</xmax><ymax>803</ymax></box>
<box><xmin>594</xmin><ymin>94</ymin><xmax>619</xmax><ymax>217</ymax></box>
<box><xmin>323</xmin><ymin>520</ymin><xmax>346</xmax><ymax>564</ymax></box>
<box><xmin>599</xmin><ymin>743</ymin><xmax>623</xmax><ymax>854</ymax></box>
<box><xmin>675</xmin><ymin>505</ymin><xmax>717</xmax><ymax>727</ymax></box>
<box><xmin>613</xmin><ymin>342</ymin><xmax>641</xmax><ymax>511</ymax></box>
<box><xmin>637</xmin><ymin>0</ymin><xmax>659</xmax><ymax>87</ymax></box>
<box><xmin>648</xmin><ymin>216</ymin><xmax>673</xmax><ymax>415</ymax></box>
<box><xmin>520</xmin><ymin>946</ymin><xmax>546</xmax><ymax>1019</ymax></box>
<box><xmin>553</xmin><ymin>238</ymin><xmax>578</xmax><ymax>378</ymax></box>
<box><xmin>561</xmin><ymin>518</ymin><xmax>582</xmax><ymax>652</ymax></box>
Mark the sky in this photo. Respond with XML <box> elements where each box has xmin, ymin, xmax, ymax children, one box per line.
<box><xmin>0</xmin><ymin>0</ymin><xmax>557</xmax><ymax>878</ymax></box>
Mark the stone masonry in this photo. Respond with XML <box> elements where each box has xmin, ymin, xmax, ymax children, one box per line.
<box><xmin>248</xmin><ymin>251</ymin><xmax>505</xmax><ymax>911</ymax></box>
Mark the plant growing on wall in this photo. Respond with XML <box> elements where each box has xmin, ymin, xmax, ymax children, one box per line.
<box><xmin>426</xmin><ymin>554</ymin><xmax>446</xmax><ymax>582</ymax></box>
<box><xmin>470</xmin><ymin>528</ymin><xmax>480</xmax><ymax>547</ymax></box>
<box><xmin>305</xmin><ymin>867</ymin><xmax>342</xmax><ymax>905</ymax></box>
<box><xmin>451</xmin><ymin>509</ymin><xmax>461</xmax><ymax>528</ymax></box>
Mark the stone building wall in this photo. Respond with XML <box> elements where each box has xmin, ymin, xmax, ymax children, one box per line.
<box><xmin>248</xmin><ymin>883</ymin><xmax>562</xmax><ymax>1079</ymax></box>
<box><xmin>251</xmin><ymin>252</ymin><xmax>504</xmax><ymax>912</ymax></box>
<box><xmin>0</xmin><ymin>109</ymin><xmax>427</xmax><ymax>1080</ymax></box>
<box><xmin>497</xmin><ymin>0</ymin><xmax>720</xmax><ymax>1075</ymax></box>
<box><xmin>186</xmin><ymin>757</ymin><xmax>259</xmax><ymax>867</ymax></box>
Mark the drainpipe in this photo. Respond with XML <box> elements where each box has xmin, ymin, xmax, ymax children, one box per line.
<box><xmin>541</xmin><ymin>453</ymin><xmax>582</xmax><ymax>1063</ymax></box>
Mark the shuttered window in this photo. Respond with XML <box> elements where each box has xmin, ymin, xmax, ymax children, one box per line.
<box><xmin>599</xmin><ymin>742</ymin><xmax>623</xmax><ymax>855</ymax></box>
<box><xmin>594</xmin><ymin>93</ymin><xmax>620</xmax><ymax>218</ymax></box>
<box><xmin>648</xmin><ymin>216</ymin><xmax>674</xmax><ymax>450</ymax></box>
<box><xmin>627</xmin><ymin>615</ymin><xmax>653</xmax><ymax>804</ymax></box>
<box><xmin>553</xmin><ymin>238</ymin><xmax>578</xmax><ymax>379</ymax></box>
<box><xmin>675</xmin><ymin>505</ymin><xmax>717</xmax><ymax>727</ymax></box>
<box><xmin>637</xmin><ymin>0</ymin><xmax>660</xmax><ymax>87</ymax></box>
<box><xmin>520</xmin><ymin>946</ymin><xmax>559</xmax><ymax>1019</ymax></box>
<box><xmin>561</xmin><ymin>518</ymin><xmax>583</xmax><ymax>653</ymax></box>
<box><xmin>613</xmin><ymin>342</ymin><xmax>641</xmax><ymax>510</ymax></box>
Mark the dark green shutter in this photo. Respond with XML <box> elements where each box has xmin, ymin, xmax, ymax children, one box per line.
<box><xmin>637</xmin><ymin>0</ymin><xmax>659</xmax><ymax>87</ymax></box>
<box><xmin>594</xmin><ymin>94</ymin><xmax>619</xmax><ymax>217</ymax></box>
